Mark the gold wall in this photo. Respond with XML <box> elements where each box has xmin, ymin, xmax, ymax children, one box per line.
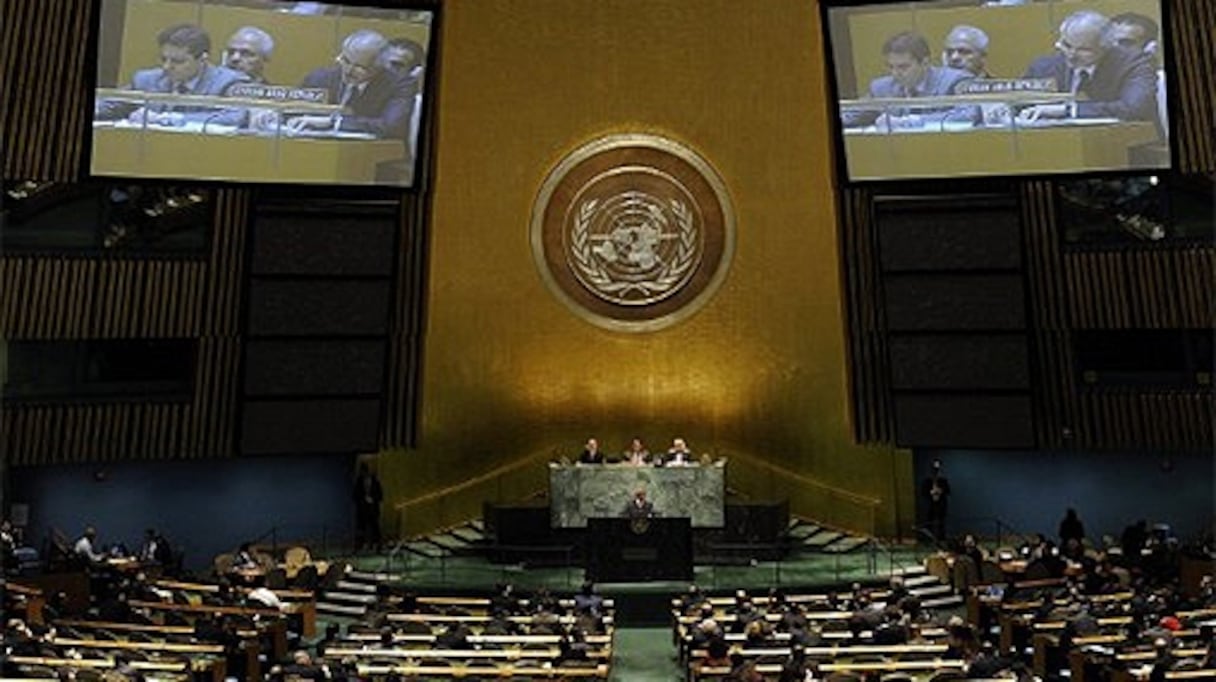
<box><xmin>381</xmin><ymin>0</ymin><xmax>914</xmax><ymax>538</ymax></box>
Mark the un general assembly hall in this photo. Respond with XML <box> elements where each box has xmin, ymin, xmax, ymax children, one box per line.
<box><xmin>1</xmin><ymin>0</ymin><xmax>1213</xmax><ymax>680</ymax></box>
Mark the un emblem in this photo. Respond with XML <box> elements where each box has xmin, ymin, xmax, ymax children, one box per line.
<box><xmin>531</xmin><ymin>134</ymin><xmax>735</xmax><ymax>332</ymax></box>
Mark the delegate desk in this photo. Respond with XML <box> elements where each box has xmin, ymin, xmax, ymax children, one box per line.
<box><xmin>93</xmin><ymin>125</ymin><xmax>406</xmax><ymax>185</ymax></box>
<box><xmin>839</xmin><ymin>93</ymin><xmax>1160</xmax><ymax>180</ymax></box>
<box><xmin>92</xmin><ymin>90</ymin><xmax>408</xmax><ymax>185</ymax></box>
<box><xmin>549</xmin><ymin>460</ymin><xmax>725</xmax><ymax>528</ymax></box>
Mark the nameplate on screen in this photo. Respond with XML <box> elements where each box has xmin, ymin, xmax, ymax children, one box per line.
<box><xmin>957</xmin><ymin>78</ymin><xmax>1058</xmax><ymax>94</ymax></box>
<box><xmin>227</xmin><ymin>85</ymin><xmax>329</xmax><ymax>102</ymax></box>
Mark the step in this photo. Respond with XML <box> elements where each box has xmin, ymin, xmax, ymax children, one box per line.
<box><xmin>316</xmin><ymin>602</ymin><xmax>368</xmax><ymax>616</ymax></box>
<box><xmin>336</xmin><ymin>580</ymin><xmax>379</xmax><ymax>593</ymax></box>
<box><xmin>890</xmin><ymin>565</ymin><xmax>927</xmax><ymax>577</ymax></box>
<box><xmin>803</xmin><ymin>530</ymin><xmax>845</xmax><ymax>548</ymax></box>
<box><xmin>823</xmin><ymin>536</ymin><xmax>870</xmax><ymax>554</ymax></box>
<box><xmin>787</xmin><ymin>523</ymin><xmax>823</xmax><ymax>539</ymax></box>
<box><xmin>322</xmin><ymin>591</ymin><xmax>379</xmax><ymax>605</ymax></box>
<box><xmin>405</xmin><ymin>542</ymin><xmax>449</xmax><ymax>559</ymax></box>
<box><xmin>427</xmin><ymin>535</ymin><xmax>470</xmax><ymax>551</ymax></box>
<box><xmin>449</xmin><ymin>527</ymin><xmax>484</xmax><ymax>544</ymax></box>
<box><xmin>466</xmin><ymin>519</ymin><xmax>485</xmax><ymax>533</ymax></box>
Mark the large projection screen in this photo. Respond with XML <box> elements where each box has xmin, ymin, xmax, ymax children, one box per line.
<box><xmin>825</xmin><ymin>0</ymin><xmax>1171</xmax><ymax>181</ymax></box>
<box><xmin>92</xmin><ymin>0</ymin><xmax>434</xmax><ymax>188</ymax></box>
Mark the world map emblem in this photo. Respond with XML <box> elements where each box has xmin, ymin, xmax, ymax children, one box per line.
<box><xmin>531</xmin><ymin>134</ymin><xmax>735</xmax><ymax>332</ymax></box>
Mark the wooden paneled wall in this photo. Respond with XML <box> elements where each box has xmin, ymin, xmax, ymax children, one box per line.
<box><xmin>381</xmin><ymin>192</ymin><xmax>430</xmax><ymax>449</ymax></box>
<box><xmin>839</xmin><ymin>186</ymin><xmax>894</xmax><ymax>446</ymax></box>
<box><xmin>1170</xmin><ymin>0</ymin><xmax>1216</xmax><ymax>172</ymax></box>
<box><xmin>1021</xmin><ymin>183</ymin><xmax>1214</xmax><ymax>452</ymax></box>
<box><xmin>0</xmin><ymin>0</ymin><xmax>93</xmax><ymax>180</ymax></box>
<box><xmin>840</xmin><ymin>0</ymin><xmax>1215</xmax><ymax>453</ymax></box>
<box><xmin>0</xmin><ymin>192</ymin><xmax>250</xmax><ymax>465</ymax></box>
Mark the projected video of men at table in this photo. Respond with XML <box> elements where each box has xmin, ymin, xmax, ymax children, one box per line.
<box><xmin>826</xmin><ymin>0</ymin><xmax>1169</xmax><ymax>181</ymax></box>
<box><xmin>92</xmin><ymin>0</ymin><xmax>432</xmax><ymax>187</ymax></box>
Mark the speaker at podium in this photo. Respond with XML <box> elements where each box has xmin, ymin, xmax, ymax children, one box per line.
<box><xmin>586</xmin><ymin>517</ymin><xmax>693</xmax><ymax>582</ymax></box>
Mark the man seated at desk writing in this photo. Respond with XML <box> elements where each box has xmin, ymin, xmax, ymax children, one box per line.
<box><xmin>1017</xmin><ymin>10</ymin><xmax>1158</xmax><ymax>124</ymax></box>
<box><xmin>841</xmin><ymin>31</ymin><xmax>978</xmax><ymax>131</ymax></box>
<box><xmin>94</xmin><ymin>24</ymin><xmax>250</xmax><ymax>127</ymax></box>
<box><xmin>265</xmin><ymin>29</ymin><xmax>414</xmax><ymax>139</ymax></box>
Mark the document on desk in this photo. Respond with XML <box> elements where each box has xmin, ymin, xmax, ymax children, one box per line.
<box><xmin>92</xmin><ymin>120</ymin><xmax>241</xmax><ymax>135</ymax></box>
<box><xmin>1014</xmin><ymin>117</ymin><xmax>1123</xmax><ymax>128</ymax></box>
<box><xmin>284</xmin><ymin>129</ymin><xmax>378</xmax><ymax>140</ymax></box>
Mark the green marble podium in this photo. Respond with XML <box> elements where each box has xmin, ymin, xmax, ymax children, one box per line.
<box><xmin>548</xmin><ymin>461</ymin><xmax>726</xmax><ymax>528</ymax></box>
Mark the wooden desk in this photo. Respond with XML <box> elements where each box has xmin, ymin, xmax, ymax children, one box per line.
<box><xmin>128</xmin><ymin>600</ymin><xmax>289</xmax><ymax>661</ymax></box>
<box><xmin>92</xmin><ymin>125</ymin><xmax>408</xmax><ymax>186</ymax></box>
<box><xmin>324</xmin><ymin>646</ymin><xmax>611</xmax><ymax>660</ymax></box>
<box><xmin>388</xmin><ymin>613</ymin><xmax>613</xmax><ymax>627</ymax></box>
<box><xmin>356</xmin><ymin>663</ymin><xmax>610</xmax><ymax>678</ymax></box>
<box><xmin>694</xmin><ymin>659</ymin><xmax>966</xmax><ymax>679</ymax></box>
<box><xmin>689</xmin><ymin>644</ymin><xmax>949</xmax><ymax>658</ymax></box>
<box><xmin>57</xmin><ymin>619</ymin><xmax>196</xmax><ymax>635</ymax></box>
<box><xmin>7</xmin><ymin>582</ymin><xmax>46</xmax><ymax>624</ymax></box>
<box><xmin>844</xmin><ymin>122</ymin><xmax>1160</xmax><ymax>180</ymax></box>
<box><xmin>345</xmin><ymin>633</ymin><xmax>614</xmax><ymax>645</ymax></box>
<box><xmin>129</xmin><ymin>595</ymin><xmax>315</xmax><ymax>639</ymax></box>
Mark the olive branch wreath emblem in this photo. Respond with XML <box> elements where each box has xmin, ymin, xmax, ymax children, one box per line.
<box><xmin>569</xmin><ymin>197</ymin><xmax>698</xmax><ymax>301</ymax></box>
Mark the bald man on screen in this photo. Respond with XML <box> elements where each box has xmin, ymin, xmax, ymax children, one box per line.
<box><xmin>1018</xmin><ymin>10</ymin><xmax>1157</xmax><ymax>122</ymax></box>
<box><xmin>284</xmin><ymin>29</ymin><xmax>415</xmax><ymax>138</ymax></box>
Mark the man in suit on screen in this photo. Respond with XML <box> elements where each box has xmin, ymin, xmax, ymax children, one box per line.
<box><xmin>282</xmin><ymin>29</ymin><xmax>414</xmax><ymax>139</ymax></box>
<box><xmin>841</xmin><ymin>31</ymin><xmax>978</xmax><ymax>130</ymax></box>
<box><xmin>1017</xmin><ymin>10</ymin><xmax>1157</xmax><ymax>123</ymax></box>
<box><xmin>95</xmin><ymin>24</ymin><xmax>249</xmax><ymax>126</ymax></box>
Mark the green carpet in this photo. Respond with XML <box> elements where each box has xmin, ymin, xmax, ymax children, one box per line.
<box><xmin>609</xmin><ymin>627</ymin><xmax>681</xmax><ymax>681</ymax></box>
<box><xmin>345</xmin><ymin>545</ymin><xmax>927</xmax><ymax>591</ymax></box>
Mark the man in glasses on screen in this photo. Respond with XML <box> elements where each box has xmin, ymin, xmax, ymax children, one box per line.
<box><xmin>840</xmin><ymin>31</ymin><xmax>978</xmax><ymax>130</ymax></box>
<box><xmin>1017</xmin><ymin>10</ymin><xmax>1157</xmax><ymax>123</ymax></box>
<box><xmin>95</xmin><ymin>24</ymin><xmax>250</xmax><ymax>127</ymax></box>
<box><xmin>224</xmin><ymin>26</ymin><xmax>275</xmax><ymax>84</ymax></box>
<box><xmin>281</xmin><ymin>29</ymin><xmax>414</xmax><ymax>139</ymax></box>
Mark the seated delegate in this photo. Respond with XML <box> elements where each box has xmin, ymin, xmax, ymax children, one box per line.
<box><xmin>94</xmin><ymin>24</ymin><xmax>249</xmax><ymax>127</ymax></box>
<box><xmin>258</xmin><ymin>29</ymin><xmax>414</xmax><ymax>139</ymax></box>
<box><xmin>841</xmin><ymin>31</ymin><xmax>978</xmax><ymax>130</ymax></box>
<box><xmin>1017</xmin><ymin>10</ymin><xmax>1157</xmax><ymax>123</ymax></box>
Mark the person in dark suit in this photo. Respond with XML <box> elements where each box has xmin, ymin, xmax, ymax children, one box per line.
<box><xmin>622</xmin><ymin>489</ymin><xmax>655</xmax><ymax>519</ymax></box>
<box><xmin>922</xmin><ymin>459</ymin><xmax>951</xmax><ymax>543</ymax></box>
<box><xmin>1018</xmin><ymin>10</ymin><xmax>1157</xmax><ymax>123</ymax></box>
<box><xmin>578</xmin><ymin>438</ymin><xmax>605</xmax><ymax>464</ymax></box>
<box><xmin>353</xmin><ymin>462</ymin><xmax>384</xmax><ymax>551</ymax></box>
<box><xmin>284</xmin><ymin>29</ymin><xmax>414</xmax><ymax>138</ymax></box>
<box><xmin>841</xmin><ymin>31</ymin><xmax>977</xmax><ymax>129</ymax></box>
<box><xmin>95</xmin><ymin>24</ymin><xmax>249</xmax><ymax>126</ymax></box>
